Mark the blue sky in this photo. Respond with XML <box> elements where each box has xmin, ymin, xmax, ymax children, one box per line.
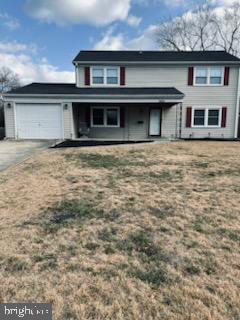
<box><xmin>0</xmin><ymin>0</ymin><xmax>231</xmax><ymax>83</ymax></box>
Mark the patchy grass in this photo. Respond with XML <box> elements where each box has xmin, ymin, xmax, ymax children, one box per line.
<box><xmin>64</xmin><ymin>153</ymin><xmax>149</xmax><ymax>169</ymax></box>
<box><xmin>0</xmin><ymin>141</ymin><xmax>239</xmax><ymax>319</ymax></box>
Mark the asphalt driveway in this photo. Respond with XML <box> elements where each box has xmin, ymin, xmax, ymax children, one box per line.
<box><xmin>0</xmin><ymin>140</ymin><xmax>53</xmax><ymax>171</ymax></box>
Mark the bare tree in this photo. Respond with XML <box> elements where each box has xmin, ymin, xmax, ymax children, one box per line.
<box><xmin>213</xmin><ymin>2</ymin><xmax>240</xmax><ymax>56</ymax></box>
<box><xmin>0</xmin><ymin>67</ymin><xmax>20</xmax><ymax>94</ymax></box>
<box><xmin>155</xmin><ymin>1</ymin><xmax>240</xmax><ymax>56</ymax></box>
<box><xmin>0</xmin><ymin>67</ymin><xmax>20</xmax><ymax>131</ymax></box>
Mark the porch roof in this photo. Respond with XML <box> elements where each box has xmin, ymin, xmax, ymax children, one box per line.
<box><xmin>5</xmin><ymin>83</ymin><xmax>184</xmax><ymax>101</ymax></box>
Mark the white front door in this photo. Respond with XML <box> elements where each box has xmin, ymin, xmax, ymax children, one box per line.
<box><xmin>16</xmin><ymin>104</ymin><xmax>63</xmax><ymax>139</ymax></box>
<box><xmin>149</xmin><ymin>109</ymin><xmax>161</xmax><ymax>136</ymax></box>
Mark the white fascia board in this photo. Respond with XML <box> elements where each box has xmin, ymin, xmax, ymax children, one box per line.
<box><xmin>74</xmin><ymin>61</ymin><xmax>240</xmax><ymax>66</ymax></box>
<box><xmin>5</xmin><ymin>96</ymin><xmax>184</xmax><ymax>104</ymax></box>
<box><xmin>6</xmin><ymin>99</ymin><xmax>183</xmax><ymax>104</ymax></box>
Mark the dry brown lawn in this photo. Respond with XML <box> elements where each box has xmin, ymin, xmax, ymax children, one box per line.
<box><xmin>0</xmin><ymin>141</ymin><xmax>240</xmax><ymax>320</ymax></box>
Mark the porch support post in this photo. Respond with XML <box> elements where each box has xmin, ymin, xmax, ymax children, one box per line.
<box><xmin>70</xmin><ymin>102</ymin><xmax>75</xmax><ymax>139</ymax></box>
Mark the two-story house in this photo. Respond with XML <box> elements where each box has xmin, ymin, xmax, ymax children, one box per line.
<box><xmin>3</xmin><ymin>50</ymin><xmax>240</xmax><ymax>140</ymax></box>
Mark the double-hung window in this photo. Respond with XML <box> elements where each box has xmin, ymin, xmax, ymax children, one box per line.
<box><xmin>207</xmin><ymin>109</ymin><xmax>220</xmax><ymax>126</ymax></box>
<box><xmin>195</xmin><ymin>68</ymin><xmax>208</xmax><ymax>85</ymax></box>
<box><xmin>106</xmin><ymin>68</ymin><xmax>118</xmax><ymax>84</ymax></box>
<box><xmin>92</xmin><ymin>68</ymin><xmax>104</xmax><ymax>84</ymax></box>
<box><xmin>192</xmin><ymin>107</ymin><xmax>221</xmax><ymax>127</ymax></box>
<box><xmin>91</xmin><ymin>67</ymin><xmax>119</xmax><ymax>85</ymax></box>
<box><xmin>209</xmin><ymin>68</ymin><xmax>222</xmax><ymax>85</ymax></box>
<box><xmin>193</xmin><ymin>109</ymin><xmax>205</xmax><ymax>126</ymax></box>
<box><xmin>194</xmin><ymin>67</ymin><xmax>223</xmax><ymax>86</ymax></box>
<box><xmin>91</xmin><ymin>107</ymin><xmax>120</xmax><ymax>127</ymax></box>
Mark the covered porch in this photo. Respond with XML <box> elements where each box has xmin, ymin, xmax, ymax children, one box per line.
<box><xmin>72</xmin><ymin>102</ymin><xmax>183</xmax><ymax>141</ymax></box>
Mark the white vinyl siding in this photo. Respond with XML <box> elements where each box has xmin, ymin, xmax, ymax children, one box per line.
<box><xmin>4</xmin><ymin>102</ymin><xmax>15</xmax><ymax>138</ymax></box>
<box><xmin>125</xmin><ymin>65</ymin><xmax>238</xmax><ymax>139</ymax></box>
<box><xmin>63</xmin><ymin>103</ymin><xmax>73</xmax><ymax>139</ymax></box>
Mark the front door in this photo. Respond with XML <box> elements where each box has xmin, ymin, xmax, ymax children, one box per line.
<box><xmin>149</xmin><ymin>109</ymin><xmax>161</xmax><ymax>136</ymax></box>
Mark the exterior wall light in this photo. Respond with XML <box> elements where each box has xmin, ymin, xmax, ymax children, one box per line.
<box><xmin>64</xmin><ymin>104</ymin><xmax>68</xmax><ymax>110</ymax></box>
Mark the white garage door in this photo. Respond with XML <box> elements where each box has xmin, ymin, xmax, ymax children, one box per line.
<box><xmin>16</xmin><ymin>104</ymin><xmax>63</xmax><ymax>139</ymax></box>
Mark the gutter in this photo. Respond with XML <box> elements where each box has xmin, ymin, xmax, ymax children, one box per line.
<box><xmin>234</xmin><ymin>67</ymin><xmax>240</xmax><ymax>138</ymax></box>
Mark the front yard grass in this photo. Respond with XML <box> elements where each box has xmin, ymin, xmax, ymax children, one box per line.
<box><xmin>0</xmin><ymin>141</ymin><xmax>239</xmax><ymax>319</ymax></box>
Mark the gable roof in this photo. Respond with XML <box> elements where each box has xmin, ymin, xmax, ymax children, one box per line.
<box><xmin>5</xmin><ymin>83</ymin><xmax>184</xmax><ymax>98</ymax></box>
<box><xmin>73</xmin><ymin>50</ymin><xmax>240</xmax><ymax>64</ymax></box>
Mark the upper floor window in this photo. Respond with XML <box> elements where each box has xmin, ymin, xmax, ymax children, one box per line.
<box><xmin>92</xmin><ymin>68</ymin><xmax>104</xmax><ymax>84</ymax></box>
<box><xmin>91</xmin><ymin>67</ymin><xmax>119</xmax><ymax>85</ymax></box>
<box><xmin>194</xmin><ymin>67</ymin><xmax>223</xmax><ymax>86</ymax></box>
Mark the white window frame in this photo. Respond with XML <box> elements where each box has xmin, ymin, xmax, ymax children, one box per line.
<box><xmin>194</xmin><ymin>67</ymin><xmax>224</xmax><ymax>86</ymax></box>
<box><xmin>192</xmin><ymin>107</ymin><xmax>222</xmax><ymax>128</ymax></box>
<box><xmin>90</xmin><ymin>66</ymin><xmax>120</xmax><ymax>86</ymax></box>
<box><xmin>91</xmin><ymin>106</ymin><xmax>120</xmax><ymax>128</ymax></box>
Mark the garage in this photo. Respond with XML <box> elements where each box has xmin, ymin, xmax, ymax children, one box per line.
<box><xmin>15</xmin><ymin>104</ymin><xmax>63</xmax><ymax>139</ymax></box>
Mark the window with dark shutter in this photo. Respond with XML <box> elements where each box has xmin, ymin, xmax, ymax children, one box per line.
<box><xmin>186</xmin><ymin>107</ymin><xmax>192</xmax><ymax>127</ymax></box>
<box><xmin>120</xmin><ymin>67</ymin><xmax>125</xmax><ymax>86</ymax></box>
<box><xmin>224</xmin><ymin>67</ymin><xmax>230</xmax><ymax>86</ymax></box>
<box><xmin>221</xmin><ymin>107</ymin><xmax>227</xmax><ymax>127</ymax></box>
<box><xmin>85</xmin><ymin>67</ymin><xmax>90</xmax><ymax>86</ymax></box>
<box><xmin>188</xmin><ymin>67</ymin><xmax>194</xmax><ymax>86</ymax></box>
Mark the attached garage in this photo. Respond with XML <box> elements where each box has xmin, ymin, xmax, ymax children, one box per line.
<box><xmin>15</xmin><ymin>104</ymin><xmax>63</xmax><ymax>139</ymax></box>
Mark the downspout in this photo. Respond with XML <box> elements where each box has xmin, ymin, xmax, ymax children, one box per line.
<box><xmin>234</xmin><ymin>67</ymin><xmax>240</xmax><ymax>138</ymax></box>
<box><xmin>175</xmin><ymin>104</ymin><xmax>178</xmax><ymax>139</ymax></box>
<box><xmin>179</xmin><ymin>103</ymin><xmax>183</xmax><ymax>139</ymax></box>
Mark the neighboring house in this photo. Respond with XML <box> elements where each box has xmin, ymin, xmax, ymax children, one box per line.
<box><xmin>3</xmin><ymin>50</ymin><xmax>240</xmax><ymax>140</ymax></box>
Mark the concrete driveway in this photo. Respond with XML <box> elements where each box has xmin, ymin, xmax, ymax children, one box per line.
<box><xmin>0</xmin><ymin>140</ymin><xmax>53</xmax><ymax>171</ymax></box>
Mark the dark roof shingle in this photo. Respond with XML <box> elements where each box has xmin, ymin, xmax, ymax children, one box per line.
<box><xmin>73</xmin><ymin>50</ymin><xmax>240</xmax><ymax>63</ymax></box>
<box><xmin>6</xmin><ymin>83</ymin><xmax>184</xmax><ymax>96</ymax></box>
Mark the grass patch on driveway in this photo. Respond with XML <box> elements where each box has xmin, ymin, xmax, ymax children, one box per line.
<box><xmin>0</xmin><ymin>141</ymin><xmax>239</xmax><ymax>319</ymax></box>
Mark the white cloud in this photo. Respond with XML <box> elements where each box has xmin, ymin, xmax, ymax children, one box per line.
<box><xmin>0</xmin><ymin>13</ymin><xmax>20</xmax><ymax>31</ymax></box>
<box><xmin>0</xmin><ymin>41</ymin><xmax>74</xmax><ymax>84</ymax></box>
<box><xmin>211</xmin><ymin>0</ymin><xmax>240</xmax><ymax>6</ymax></box>
<box><xmin>94</xmin><ymin>28</ymin><xmax>125</xmax><ymax>50</ymax></box>
<box><xmin>0</xmin><ymin>41</ymin><xmax>37</xmax><ymax>54</ymax></box>
<box><xmin>126</xmin><ymin>15</ymin><xmax>142</xmax><ymax>26</ymax></box>
<box><xmin>133</xmin><ymin>0</ymin><xmax>194</xmax><ymax>8</ymax></box>
<box><xmin>128</xmin><ymin>25</ymin><xmax>158</xmax><ymax>49</ymax></box>
<box><xmin>25</xmin><ymin>0</ymin><xmax>132</xmax><ymax>26</ymax></box>
<box><xmin>94</xmin><ymin>25</ymin><xmax>158</xmax><ymax>50</ymax></box>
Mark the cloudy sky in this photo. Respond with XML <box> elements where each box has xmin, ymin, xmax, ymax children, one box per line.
<box><xmin>0</xmin><ymin>0</ymin><xmax>236</xmax><ymax>84</ymax></box>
